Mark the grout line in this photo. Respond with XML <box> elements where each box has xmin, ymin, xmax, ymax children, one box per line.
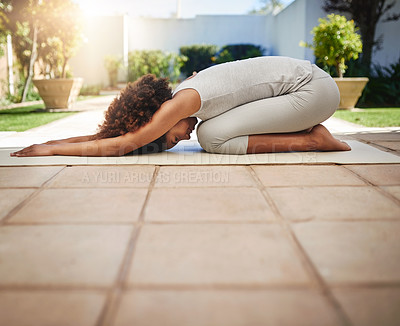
<box><xmin>0</xmin><ymin>167</ymin><xmax>67</xmax><ymax>225</ymax></box>
<box><xmin>7</xmin><ymin>184</ymin><xmax>390</xmax><ymax>190</ymax></box>
<box><xmin>0</xmin><ymin>184</ymin><xmax>392</xmax><ymax>189</ymax></box>
<box><xmin>1</xmin><ymin>281</ymin><xmax>399</xmax><ymax>293</ymax></box>
<box><xmin>35</xmin><ymin>185</ymin><xmax>255</xmax><ymax>189</ymax></box>
<box><xmin>126</xmin><ymin>283</ymin><xmax>314</xmax><ymax>291</ymax></box>
<box><xmin>326</xmin><ymin>281</ymin><xmax>400</xmax><ymax>289</ymax></box>
<box><xmin>254</xmin><ymin>184</ymin><xmax>369</xmax><ymax>188</ymax></box>
<box><xmin>96</xmin><ymin>166</ymin><xmax>160</xmax><ymax>326</ymax></box>
<box><xmin>0</xmin><ymin>284</ymin><xmax>109</xmax><ymax>292</ymax></box>
<box><xmin>4</xmin><ymin>217</ymin><xmax>400</xmax><ymax>227</ymax></box>
<box><xmin>247</xmin><ymin>166</ymin><xmax>353</xmax><ymax>326</ymax></box>
<box><xmin>125</xmin><ymin>281</ymin><xmax>400</xmax><ymax>291</ymax></box>
<box><xmin>288</xmin><ymin>217</ymin><xmax>400</xmax><ymax>223</ymax></box>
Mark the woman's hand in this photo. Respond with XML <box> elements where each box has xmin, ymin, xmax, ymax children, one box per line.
<box><xmin>10</xmin><ymin>144</ymin><xmax>54</xmax><ymax>157</ymax></box>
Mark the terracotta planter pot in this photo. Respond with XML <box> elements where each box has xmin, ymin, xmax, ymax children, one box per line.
<box><xmin>333</xmin><ymin>77</ymin><xmax>369</xmax><ymax>110</ymax></box>
<box><xmin>33</xmin><ymin>78</ymin><xmax>83</xmax><ymax>109</ymax></box>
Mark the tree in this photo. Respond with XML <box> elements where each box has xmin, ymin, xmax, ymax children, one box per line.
<box><xmin>301</xmin><ymin>14</ymin><xmax>363</xmax><ymax>78</ymax></box>
<box><xmin>323</xmin><ymin>0</ymin><xmax>400</xmax><ymax>72</ymax></box>
<box><xmin>0</xmin><ymin>1</ymin><xmax>11</xmax><ymax>57</ymax></box>
<box><xmin>0</xmin><ymin>0</ymin><xmax>40</xmax><ymax>102</ymax></box>
<box><xmin>0</xmin><ymin>0</ymin><xmax>83</xmax><ymax>101</ymax></box>
<box><xmin>249</xmin><ymin>0</ymin><xmax>284</xmax><ymax>15</ymax></box>
<box><xmin>36</xmin><ymin>0</ymin><xmax>83</xmax><ymax>79</ymax></box>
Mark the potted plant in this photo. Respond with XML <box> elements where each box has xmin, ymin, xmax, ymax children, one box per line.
<box><xmin>301</xmin><ymin>14</ymin><xmax>368</xmax><ymax>109</ymax></box>
<box><xmin>33</xmin><ymin>0</ymin><xmax>83</xmax><ymax>109</ymax></box>
<box><xmin>104</xmin><ymin>55</ymin><xmax>123</xmax><ymax>88</ymax></box>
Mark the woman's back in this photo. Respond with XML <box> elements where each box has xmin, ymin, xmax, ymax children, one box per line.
<box><xmin>173</xmin><ymin>56</ymin><xmax>313</xmax><ymax>120</ymax></box>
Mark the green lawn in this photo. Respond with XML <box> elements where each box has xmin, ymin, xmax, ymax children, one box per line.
<box><xmin>333</xmin><ymin>107</ymin><xmax>400</xmax><ymax>127</ymax></box>
<box><xmin>0</xmin><ymin>104</ymin><xmax>77</xmax><ymax>132</ymax></box>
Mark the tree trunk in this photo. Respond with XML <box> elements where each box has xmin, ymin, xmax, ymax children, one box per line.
<box><xmin>336</xmin><ymin>62</ymin><xmax>343</xmax><ymax>78</ymax></box>
<box><xmin>61</xmin><ymin>57</ymin><xmax>68</xmax><ymax>79</ymax></box>
<box><xmin>360</xmin><ymin>30</ymin><xmax>375</xmax><ymax>73</ymax></box>
<box><xmin>357</xmin><ymin>14</ymin><xmax>378</xmax><ymax>73</ymax></box>
<box><xmin>61</xmin><ymin>41</ymin><xmax>68</xmax><ymax>78</ymax></box>
<box><xmin>21</xmin><ymin>24</ymin><xmax>38</xmax><ymax>102</ymax></box>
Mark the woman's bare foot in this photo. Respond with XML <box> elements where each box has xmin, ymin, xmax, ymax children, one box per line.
<box><xmin>307</xmin><ymin>124</ymin><xmax>351</xmax><ymax>151</ymax></box>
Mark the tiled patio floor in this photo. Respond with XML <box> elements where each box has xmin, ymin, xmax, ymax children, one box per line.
<box><xmin>1</xmin><ymin>97</ymin><xmax>400</xmax><ymax>325</ymax></box>
<box><xmin>0</xmin><ymin>163</ymin><xmax>400</xmax><ymax>326</ymax></box>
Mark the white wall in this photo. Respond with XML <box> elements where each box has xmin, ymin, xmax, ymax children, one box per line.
<box><xmin>129</xmin><ymin>15</ymin><xmax>270</xmax><ymax>53</ymax></box>
<box><xmin>272</xmin><ymin>0</ymin><xmax>307</xmax><ymax>59</ymax></box>
<box><xmin>71</xmin><ymin>14</ymin><xmax>272</xmax><ymax>86</ymax></box>
<box><xmin>68</xmin><ymin>0</ymin><xmax>400</xmax><ymax>87</ymax></box>
<box><xmin>69</xmin><ymin>15</ymin><xmax>126</xmax><ymax>86</ymax></box>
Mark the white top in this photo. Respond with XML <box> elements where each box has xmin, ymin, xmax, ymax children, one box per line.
<box><xmin>173</xmin><ymin>56</ymin><xmax>313</xmax><ymax>121</ymax></box>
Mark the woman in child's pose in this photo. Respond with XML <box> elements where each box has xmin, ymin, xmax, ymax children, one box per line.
<box><xmin>11</xmin><ymin>56</ymin><xmax>350</xmax><ymax>157</ymax></box>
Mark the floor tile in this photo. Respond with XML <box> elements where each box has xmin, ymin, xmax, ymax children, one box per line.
<box><xmin>352</xmin><ymin>132</ymin><xmax>400</xmax><ymax>142</ymax></box>
<box><xmin>373</xmin><ymin>141</ymin><xmax>400</xmax><ymax>152</ymax></box>
<box><xmin>252</xmin><ymin>165</ymin><xmax>365</xmax><ymax>187</ymax></box>
<box><xmin>0</xmin><ymin>290</ymin><xmax>105</xmax><ymax>326</ymax></box>
<box><xmin>144</xmin><ymin>187</ymin><xmax>276</xmax><ymax>222</ymax></box>
<box><xmin>268</xmin><ymin>186</ymin><xmax>400</xmax><ymax>221</ymax></box>
<box><xmin>0</xmin><ymin>166</ymin><xmax>64</xmax><ymax>187</ymax></box>
<box><xmin>128</xmin><ymin>224</ymin><xmax>310</xmax><ymax>285</ymax></box>
<box><xmin>292</xmin><ymin>221</ymin><xmax>400</xmax><ymax>283</ymax></box>
<box><xmin>113</xmin><ymin>289</ymin><xmax>342</xmax><ymax>326</ymax></box>
<box><xmin>155</xmin><ymin>166</ymin><xmax>256</xmax><ymax>187</ymax></box>
<box><xmin>345</xmin><ymin>164</ymin><xmax>400</xmax><ymax>185</ymax></box>
<box><xmin>0</xmin><ymin>225</ymin><xmax>132</xmax><ymax>286</ymax></box>
<box><xmin>0</xmin><ymin>188</ymin><xmax>36</xmax><ymax>221</ymax></box>
<box><xmin>47</xmin><ymin>166</ymin><xmax>155</xmax><ymax>188</ymax></box>
<box><xmin>9</xmin><ymin>188</ymin><xmax>147</xmax><ymax>223</ymax></box>
<box><xmin>381</xmin><ymin>186</ymin><xmax>400</xmax><ymax>201</ymax></box>
<box><xmin>332</xmin><ymin>287</ymin><xmax>400</xmax><ymax>326</ymax></box>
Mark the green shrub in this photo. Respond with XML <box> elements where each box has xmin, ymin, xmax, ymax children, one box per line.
<box><xmin>357</xmin><ymin>57</ymin><xmax>400</xmax><ymax>107</ymax></box>
<box><xmin>127</xmin><ymin>50</ymin><xmax>187</xmax><ymax>83</ymax></box>
<box><xmin>214</xmin><ymin>44</ymin><xmax>265</xmax><ymax>64</ymax></box>
<box><xmin>79</xmin><ymin>84</ymin><xmax>102</xmax><ymax>96</ymax></box>
<box><xmin>179</xmin><ymin>44</ymin><xmax>218</xmax><ymax>76</ymax></box>
<box><xmin>4</xmin><ymin>78</ymin><xmax>41</xmax><ymax>104</ymax></box>
<box><xmin>300</xmin><ymin>14</ymin><xmax>363</xmax><ymax>78</ymax></box>
<box><xmin>334</xmin><ymin>57</ymin><xmax>400</xmax><ymax>107</ymax></box>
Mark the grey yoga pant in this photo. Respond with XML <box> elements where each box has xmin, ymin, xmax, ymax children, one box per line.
<box><xmin>196</xmin><ymin>65</ymin><xmax>340</xmax><ymax>154</ymax></box>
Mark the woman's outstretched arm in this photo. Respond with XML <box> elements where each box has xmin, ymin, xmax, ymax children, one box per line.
<box><xmin>11</xmin><ymin>89</ymin><xmax>200</xmax><ymax>157</ymax></box>
<box><xmin>44</xmin><ymin>135</ymin><xmax>96</xmax><ymax>145</ymax></box>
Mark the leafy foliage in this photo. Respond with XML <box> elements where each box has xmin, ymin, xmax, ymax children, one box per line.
<box><xmin>323</xmin><ymin>0</ymin><xmax>400</xmax><ymax>71</ymax></box>
<box><xmin>214</xmin><ymin>44</ymin><xmax>265</xmax><ymax>64</ymax></box>
<box><xmin>79</xmin><ymin>84</ymin><xmax>102</xmax><ymax>96</ymax></box>
<box><xmin>0</xmin><ymin>0</ymin><xmax>83</xmax><ymax>79</ymax></box>
<box><xmin>357</xmin><ymin>57</ymin><xmax>400</xmax><ymax>107</ymax></box>
<box><xmin>0</xmin><ymin>75</ymin><xmax>41</xmax><ymax>105</ymax></box>
<box><xmin>127</xmin><ymin>50</ymin><xmax>187</xmax><ymax>82</ymax></box>
<box><xmin>0</xmin><ymin>0</ymin><xmax>35</xmax><ymax>79</ymax></box>
<box><xmin>248</xmin><ymin>0</ymin><xmax>284</xmax><ymax>15</ymax></box>
<box><xmin>179</xmin><ymin>44</ymin><xmax>218</xmax><ymax>76</ymax></box>
<box><xmin>0</xmin><ymin>2</ymin><xmax>9</xmax><ymax>57</ymax></box>
<box><xmin>36</xmin><ymin>0</ymin><xmax>83</xmax><ymax>78</ymax></box>
<box><xmin>104</xmin><ymin>55</ymin><xmax>123</xmax><ymax>87</ymax></box>
<box><xmin>301</xmin><ymin>14</ymin><xmax>362</xmax><ymax>77</ymax></box>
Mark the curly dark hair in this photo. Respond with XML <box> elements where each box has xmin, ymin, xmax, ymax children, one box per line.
<box><xmin>92</xmin><ymin>74</ymin><xmax>171</xmax><ymax>153</ymax></box>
